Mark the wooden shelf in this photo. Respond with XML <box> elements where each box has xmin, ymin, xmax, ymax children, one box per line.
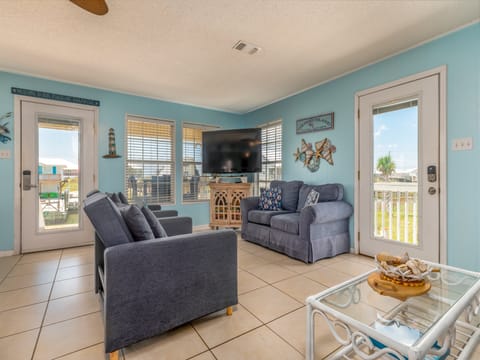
<box><xmin>209</xmin><ymin>182</ymin><xmax>251</xmax><ymax>229</ymax></box>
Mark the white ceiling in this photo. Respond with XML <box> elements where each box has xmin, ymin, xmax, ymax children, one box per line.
<box><xmin>0</xmin><ymin>1</ymin><xmax>478</xmax><ymax>113</ymax></box>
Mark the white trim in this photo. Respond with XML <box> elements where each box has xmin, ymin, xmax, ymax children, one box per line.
<box><xmin>14</xmin><ymin>95</ymin><xmax>99</xmax><ymax>255</ymax></box>
<box><xmin>354</xmin><ymin>66</ymin><xmax>447</xmax><ymax>263</ymax></box>
<box><xmin>245</xmin><ymin>20</ymin><xmax>477</xmax><ymax>114</ymax></box>
<box><xmin>0</xmin><ymin>250</ymin><xmax>15</xmax><ymax>258</ymax></box>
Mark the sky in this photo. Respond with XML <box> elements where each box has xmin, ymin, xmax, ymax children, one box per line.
<box><xmin>39</xmin><ymin>128</ymin><xmax>79</xmax><ymax>167</ymax></box>
<box><xmin>373</xmin><ymin>106</ymin><xmax>418</xmax><ymax>173</ymax></box>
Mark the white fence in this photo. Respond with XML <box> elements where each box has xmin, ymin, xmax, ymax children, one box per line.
<box><xmin>373</xmin><ymin>182</ymin><xmax>418</xmax><ymax>245</ymax></box>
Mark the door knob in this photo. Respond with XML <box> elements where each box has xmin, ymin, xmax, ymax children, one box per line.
<box><xmin>22</xmin><ymin>170</ymin><xmax>37</xmax><ymax>191</ymax></box>
<box><xmin>428</xmin><ymin>187</ymin><xmax>436</xmax><ymax>195</ymax></box>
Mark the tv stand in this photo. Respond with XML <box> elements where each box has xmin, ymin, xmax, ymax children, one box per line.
<box><xmin>209</xmin><ymin>182</ymin><xmax>251</xmax><ymax>229</ymax></box>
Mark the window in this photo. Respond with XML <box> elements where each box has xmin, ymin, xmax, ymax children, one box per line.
<box><xmin>125</xmin><ymin>115</ymin><xmax>175</xmax><ymax>205</ymax></box>
<box><xmin>182</xmin><ymin>123</ymin><xmax>217</xmax><ymax>202</ymax></box>
<box><xmin>258</xmin><ymin>120</ymin><xmax>282</xmax><ymax>192</ymax></box>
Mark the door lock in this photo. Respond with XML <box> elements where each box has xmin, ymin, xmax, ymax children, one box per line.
<box><xmin>427</xmin><ymin>165</ymin><xmax>437</xmax><ymax>182</ymax></box>
<box><xmin>22</xmin><ymin>170</ymin><xmax>37</xmax><ymax>191</ymax></box>
<box><xmin>428</xmin><ymin>187</ymin><xmax>436</xmax><ymax>195</ymax></box>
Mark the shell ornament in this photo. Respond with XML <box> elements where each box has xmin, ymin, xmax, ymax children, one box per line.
<box><xmin>0</xmin><ymin>112</ymin><xmax>12</xmax><ymax>144</ymax></box>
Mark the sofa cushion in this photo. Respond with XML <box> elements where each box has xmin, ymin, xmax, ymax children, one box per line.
<box><xmin>270</xmin><ymin>213</ymin><xmax>300</xmax><ymax>235</ymax></box>
<box><xmin>258</xmin><ymin>187</ymin><xmax>282</xmax><ymax>210</ymax></box>
<box><xmin>297</xmin><ymin>184</ymin><xmax>344</xmax><ymax>211</ymax></box>
<box><xmin>118</xmin><ymin>192</ymin><xmax>129</xmax><ymax>205</ymax></box>
<box><xmin>83</xmin><ymin>192</ymin><xmax>134</xmax><ymax>247</ymax></box>
<box><xmin>141</xmin><ymin>206</ymin><xmax>168</xmax><ymax>238</ymax></box>
<box><xmin>106</xmin><ymin>192</ymin><xmax>121</xmax><ymax>204</ymax></box>
<box><xmin>248</xmin><ymin>209</ymin><xmax>292</xmax><ymax>226</ymax></box>
<box><xmin>270</xmin><ymin>180</ymin><xmax>304</xmax><ymax>211</ymax></box>
<box><xmin>120</xmin><ymin>205</ymin><xmax>155</xmax><ymax>241</ymax></box>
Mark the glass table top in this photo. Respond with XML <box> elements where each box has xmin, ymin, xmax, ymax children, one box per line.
<box><xmin>315</xmin><ymin>264</ymin><xmax>480</xmax><ymax>348</ymax></box>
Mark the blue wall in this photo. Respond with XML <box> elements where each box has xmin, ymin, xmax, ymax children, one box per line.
<box><xmin>245</xmin><ymin>23</ymin><xmax>480</xmax><ymax>271</ymax></box>
<box><xmin>1</xmin><ymin>23</ymin><xmax>478</xmax><ymax>270</ymax></box>
<box><xmin>0</xmin><ymin>72</ymin><xmax>242</xmax><ymax>251</ymax></box>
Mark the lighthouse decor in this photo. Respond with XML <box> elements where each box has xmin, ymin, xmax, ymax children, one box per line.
<box><xmin>103</xmin><ymin>128</ymin><xmax>121</xmax><ymax>158</ymax></box>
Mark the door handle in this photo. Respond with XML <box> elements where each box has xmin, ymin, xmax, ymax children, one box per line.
<box><xmin>428</xmin><ymin>187</ymin><xmax>436</xmax><ymax>195</ymax></box>
<box><xmin>22</xmin><ymin>170</ymin><xmax>37</xmax><ymax>191</ymax></box>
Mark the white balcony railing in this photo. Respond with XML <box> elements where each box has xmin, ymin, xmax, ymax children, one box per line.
<box><xmin>373</xmin><ymin>182</ymin><xmax>418</xmax><ymax>245</ymax></box>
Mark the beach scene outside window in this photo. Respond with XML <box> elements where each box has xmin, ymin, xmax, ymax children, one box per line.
<box><xmin>373</xmin><ymin>100</ymin><xmax>418</xmax><ymax>244</ymax></box>
<box><xmin>38</xmin><ymin>119</ymin><xmax>80</xmax><ymax>230</ymax></box>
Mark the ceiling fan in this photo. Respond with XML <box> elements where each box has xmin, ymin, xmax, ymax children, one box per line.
<box><xmin>70</xmin><ymin>0</ymin><xmax>108</xmax><ymax>16</ymax></box>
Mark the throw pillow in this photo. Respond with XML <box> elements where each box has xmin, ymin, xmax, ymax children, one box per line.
<box><xmin>141</xmin><ymin>206</ymin><xmax>168</xmax><ymax>238</ymax></box>
<box><xmin>303</xmin><ymin>189</ymin><xmax>320</xmax><ymax>208</ymax></box>
<box><xmin>120</xmin><ymin>205</ymin><xmax>155</xmax><ymax>241</ymax></box>
<box><xmin>258</xmin><ymin>187</ymin><xmax>282</xmax><ymax>210</ymax></box>
<box><xmin>107</xmin><ymin>192</ymin><xmax>121</xmax><ymax>204</ymax></box>
<box><xmin>117</xmin><ymin>192</ymin><xmax>129</xmax><ymax>205</ymax></box>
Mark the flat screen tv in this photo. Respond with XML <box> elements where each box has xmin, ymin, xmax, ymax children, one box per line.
<box><xmin>202</xmin><ymin>128</ymin><xmax>262</xmax><ymax>174</ymax></box>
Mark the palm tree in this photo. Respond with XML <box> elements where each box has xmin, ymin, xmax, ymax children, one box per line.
<box><xmin>376</xmin><ymin>152</ymin><xmax>396</xmax><ymax>181</ymax></box>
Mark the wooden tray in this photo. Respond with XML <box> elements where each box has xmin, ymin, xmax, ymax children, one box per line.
<box><xmin>367</xmin><ymin>272</ymin><xmax>431</xmax><ymax>301</ymax></box>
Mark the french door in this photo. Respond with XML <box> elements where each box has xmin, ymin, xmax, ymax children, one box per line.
<box><xmin>358</xmin><ymin>74</ymin><xmax>440</xmax><ymax>262</ymax></box>
<box><xmin>19</xmin><ymin>99</ymin><xmax>97</xmax><ymax>252</ymax></box>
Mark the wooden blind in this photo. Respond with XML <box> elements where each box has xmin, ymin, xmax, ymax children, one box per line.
<box><xmin>182</xmin><ymin>123</ymin><xmax>217</xmax><ymax>202</ymax></box>
<box><xmin>258</xmin><ymin>120</ymin><xmax>282</xmax><ymax>192</ymax></box>
<box><xmin>125</xmin><ymin>116</ymin><xmax>175</xmax><ymax>205</ymax></box>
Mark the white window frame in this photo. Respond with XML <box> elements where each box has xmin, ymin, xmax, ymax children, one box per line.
<box><xmin>125</xmin><ymin>114</ymin><xmax>176</xmax><ymax>205</ymax></box>
<box><xmin>257</xmin><ymin>120</ymin><xmax>282</xmax><ymax>193</ymax></box>
<box><xmin>182</xmin><ymin>122</ymin><xmax>218</xmax><ymax>203</ymax></box>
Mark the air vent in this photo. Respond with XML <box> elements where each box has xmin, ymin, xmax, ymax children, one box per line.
<box><xmin>233</xmin><ymin>40</ymin><xmax>262</xmax><ymax>55</ymax></box>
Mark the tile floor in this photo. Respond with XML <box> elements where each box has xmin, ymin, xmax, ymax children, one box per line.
<box><xmin>0</xmin><ymin>235</ymin><xmax>478</xmax><ymax>360</ymax></box>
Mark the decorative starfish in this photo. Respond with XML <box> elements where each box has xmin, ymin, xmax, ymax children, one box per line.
<box><xmin>293</xmin><ymin>147</ymin><xmax>301</xmax><ymax>161</ymax></box>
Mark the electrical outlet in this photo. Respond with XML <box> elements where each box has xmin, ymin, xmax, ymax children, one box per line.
<box><xmin>452</xmin><ymin>137</ymin><xmax>473</xmax><ymax>151</ymax></box>
<box><xmin>0</xmin><ymin>149</ymin><xmax>11</xmax><ymax>159</ymax></box>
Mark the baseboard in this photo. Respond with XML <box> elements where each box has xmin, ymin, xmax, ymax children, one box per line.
<box><xmin>350</xmin><ymin>247</ymin><xmax>358</xmax><ymax>254</ymax></box>
<box><xmin>0</xmin><ymin>250</ymin><xmax>15</xmax><ymax>257</ymax></box>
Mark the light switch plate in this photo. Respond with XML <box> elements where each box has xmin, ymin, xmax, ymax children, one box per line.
<box><xmin>0</xmin><ymin>149</ymin><xmax>11</xmax><ymax>159</ymax></box>
<box><xmin>452</xmin><ymin>137</ymin><xmax>473</xmax><ymax>151</ymax></box>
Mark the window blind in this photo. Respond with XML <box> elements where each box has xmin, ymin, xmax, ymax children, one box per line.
<box><xmin>125</xmin><ymin>116</ymin><xmax>175</xmax><ymax>205</ymax></box>
<box><xmin>182</xmin><ymin>123</ymin><xmax>217</xmax><ymax>202</ymax></box>
<box><xmin>258</xmin><ymin>121</ymin><xmax>282</xmax><ymax>192</ymax></box>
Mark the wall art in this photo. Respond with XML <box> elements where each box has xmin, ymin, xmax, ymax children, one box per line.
<box><xmin>293</xmin><ymin>138</ymin><xmax>336</xmax><ymax>172</ymax></box>
<box><xmin>0</xmin><ymin>112</ymin><xmax>12</xmax><ymax>143</ymax></box>
<box><xmin>296</xmin><ymin>112</ymin><xmax>334</xmax><ymax>134</ymax></box>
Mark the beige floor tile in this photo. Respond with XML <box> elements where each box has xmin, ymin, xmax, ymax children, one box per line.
<box><xmin>237</xmin><ymin>270</ymin><xmax>268</xmax><ymax>294</ymax></box>
<box><xmin>192</xmin><ymin>305</ymin><xmax>262</xmax><ymax>348</ymax></box>
<box><xmin>303</xmin><ymin>267</ymin><xmax>353</xmax><ymax>287</ymax></box>
<box><xmin>326</xmin><ymin>260</ymin><xmax>374</xmax><ymax>277</ymax></box>
<box><xmin>44</xmin><ymin>292</ymin><xmax>101</xmax><ymax>325</ymax></box>
<box><xmin>59</xmin><ymin>254</ymin><xmax>94</xmax><ymax>268</ymax></box>
<box><xmin>316</xmin><ymin>255</ymin><xmax>347</xmax><ymax>266</ymax></box>
<box><xmin>277</xmin><ymin>257</ymin><xmax>326</xmax><ymax>274</ymax></box>
<box><xmin>268</xmin><ymin>307</ymin><xmax>341</xmax><ymax>359</ymax></box>
<box><xmin>51</xmin><ymin>275</ymin><xmax>95</xmax><ymax>299</ymax></box>
<box><xmin>55</xmin><ymin>343</ymin><xmax>106</xmax><ymax>360</ymax></box>
<box><xmin>0</xmin><ymin>271</ymin><xmax>55</xmax><ymax>292</ymax></box>
<box><xmin>273</xmin><ymin>275</ymin><xmax>327</xmax><ymax>304</ymax></box>
<box><xmin>239</xmin><ymin>286</ymin><xmax>302</xmax><ymax>323</ymax></box>
<box><xmin>0</xmin><ymin>328</ymin><xmax>39</xmax><ymax>360</ymax></box>
<box><xmin>212</xmin><ymin>325</ymin><xmax>303</xmax><ymax>360</ymax></box>
<box><xmin>254</xmin><ymin>248</ymin><xmax>289</xmax><ymax>263</ymax></box>
<box><xmin>34</xmin><ymin>312</ymin><xmax>103</xmax><ymax>360</ymax></box>
<box><xmin>123</xmin><ymin>324</ymin><xmax>207</xmax><ymax>360</ymax></box>
<box><xmin>237</xmin><ymin>253</ymin><xmax>271</xmax><ymax>270</ymax></box>
<box><xmin>237</xmin><ymin>240</ymin><xmax>264</xmax><ymax>254</ymax></box>
<box><xmin>18</xmin><ymin>250</ymin><xmax>62</xmax><ymax>265</ymax></box>
<box><xmin>0</xmin><ymin>283</ymin><xmax>51</xmax><ymax>312</ymax></box>
<box><xmin>246</xmin><ymin>263</ymin><xmax>297</xmax><ymax>284</ymax></box>
<box><xmin>61</xmin><ymin>246</ymin><xmax>94</xmax><ymax>258</ymax></box>
<box><xmin>8</xmin><ymin>260</ymin><xmax>59</xmax><ymax>277</ymax></box>
<box><xmin>190</xmin><ymin>351</ymin><xmax>216</xmax><ymax>360</ymax></box>
<box><xmin>348</xmin><ymin>254</ymin><xmax>375</xmax><ymax>266</ymax></box>
<box><xmin>0</xmin><ymin>255</ymin><xmax>21</xmax><ymax>279</ymax></box>
<box><xmin>56</xmin><ymin>264</ymin><xmax>94</xmax><ymax>281</ymax></box>
<box><xmin>0</xmin><ymin>302</ymin><xmax>46</xmax><ymax>337</ymax></box>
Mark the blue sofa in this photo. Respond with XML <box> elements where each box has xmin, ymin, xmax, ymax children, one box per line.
<box><xmin>241</xmin><ymin>181</ymin><xmax>353</xmax><ymax>263</ymax></box>
<box><xmin>83</xmin><ymin>191</ymin><xmax>237</xmax><ymax>355</ymax></box>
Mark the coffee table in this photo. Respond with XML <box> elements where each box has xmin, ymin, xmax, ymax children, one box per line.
<box><xmin>306</xmin><ymin>262</ymin><xmax>480</xmax><ymax>359</ymax></box>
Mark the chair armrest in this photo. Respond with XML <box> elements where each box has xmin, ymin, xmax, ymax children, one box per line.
<box><xmin>240</xmin><ymin>196</ymin><xmax>259</xmax><ymax>226</ymax></box>
<box><xmin>301</xmin><ymin>201</ymin><xmax>353</xmax><ymax>224</ymax></box>
<box><xmin>103</xmin><ymin>230</ymin><xmax>237</xmax><ymax>352</ymax></box>
<box><xmin>158</xmin><ymin>216</ymin><xmax>192</xmax><ymax>236</ymax></box>
<box><xmin>153</xmin><ymin>209</ymin><xmax>179</xmax><ymax>218</ymax></box>
<box><xmin>147</xmin><ymin>204</ymin><xmax>162</xmax><ymax>211</ymax></box>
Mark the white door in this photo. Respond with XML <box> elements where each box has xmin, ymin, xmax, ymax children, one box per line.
<box><xmin>358</xmin><ymin>75</ymin><xmax>440</xmax><ymax>262</ymax></box>
<box><xmin>20</xmin><ymin>99</ymin><xmax>97</xmax><ymax>252</ymax></box>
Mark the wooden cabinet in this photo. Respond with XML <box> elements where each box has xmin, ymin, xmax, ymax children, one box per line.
<box><xmin>209</xmin><ymin>182</ymin><xmax>251</xmax><ymax>229</ymax></box>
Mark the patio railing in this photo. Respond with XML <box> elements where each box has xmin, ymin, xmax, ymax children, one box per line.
<box><xmin>373</xmin><ymin>182</ymin><xmax>418</xmax><ymax>245</ymax></box>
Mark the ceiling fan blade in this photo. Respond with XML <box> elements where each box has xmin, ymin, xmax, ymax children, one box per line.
<box><xmin>70</xmin><ymin>0</ymin><xmax>108</xmax><ymax>16</ymax></box>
